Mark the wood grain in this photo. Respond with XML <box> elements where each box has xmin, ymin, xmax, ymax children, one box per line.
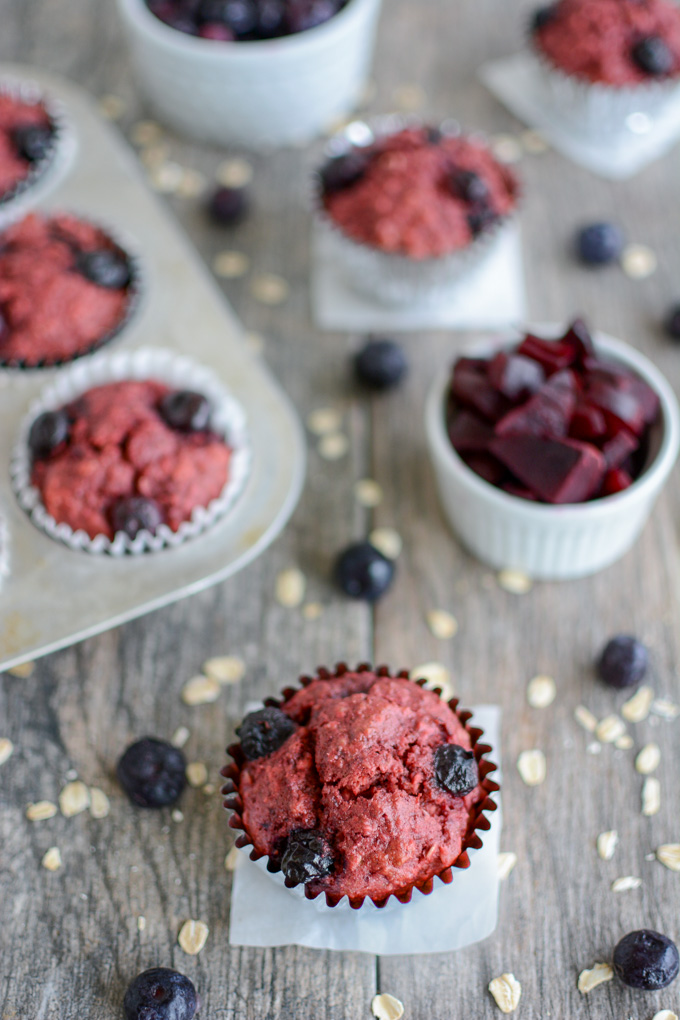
<box><xmin>1</xmin><ymin>0</ymin><xmax>680</xmax><ymax>1017</ymax></box>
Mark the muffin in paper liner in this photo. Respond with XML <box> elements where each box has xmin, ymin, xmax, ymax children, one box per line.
<box><xmin>220</xmin><ymin>662</ymin><xmax>499</xmax><ymax>911</ymax></box>
<box><xmin>0</xmin><ymin>210</ymin><xmax>143</xmax><ymax>371</ymax></box>
<box><xmin>10</xmin><ymin>346</ymin><xmax>251</xmax><ymax>556</ymax></box>
<box><xmin>312</xmin><ymin>115</ymin><xmax>521</xmax><ymax>306</ymax></box>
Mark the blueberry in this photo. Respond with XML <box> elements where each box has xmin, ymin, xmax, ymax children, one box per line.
<box><xmin>256</xmin><ymin>0</ymin><xmax>286</xmax><ymax>35</ymax></box>
<box><xmin>117</xmin><ymin>737</ymin><xmax>187</xmax><ymax>808</ymax></box>
<box><xmin>207</xmin><ymin>185</ymin><xmax>250</xmax><ymax>226</ymax></box>
<box><xmin>197</xmin><ymin>0</ymin><xmax>229</xmax><ymax>21</ymax></box>
<box><xmin>281</xmin><ymin>829</ymin><xmax>334</xmax><ymax>885</ymax></box>
<box><xmin>222</xmin><ymin>0</ymin><xmax>257</xmax><ymax>35</ymax></box>
<box><xmin>236</xmin><ymin>706</ymin><xmax>297</xmax><ymax>760</ymax></box>
<box><xmin>286</xmin><ymin>0</ymin><xmax>339</xmax><ymax>33</ymax></box>
<box><xmin>28</xmin><ymin>410</ymin><xmax>70</xmax><ymax>458</ymax></box>
<box><xmin>632</xmin><ymin>36</ymin><xmax>674</xmax><ymax>76</ymax></box>
<box><xmin>665</xmin><ymin>304</ymin><xmax>680</xmax><ymax>339</ymax></box>
<box><xmin>434</xmin><ymin>744</ymin><xmax>479</xmax><ymax>796</ymax></box>
<box><xmin>110</xmin><ymin>496</ymin><xmax>163</xmax><ymax>539</ymax></box>
<box><xmin>123</xmin><ymin>967</ymin><xmax>199</xmax><ymax>1020</ymax></box>
<box><xmin>530</xmin><ymin>4</ymin><xmax>556</xmax><ymax>31</ymax></box>
<box><xmin>467</xmin><ymin>205</ymin><xmax>499</xmax><ymax>238</ymax></box>
<box><xmin>449</xmin><ymin>169</ymin><xmax>489</xmax><ymax>204</ymax></box>
<box><xmin>576</xmin><ymin>223</ymin><xmax>624</xmax><ymax>266</ymax></box>
<box><xmin>597</xmin><ymin>634</ymin><xmax>648</xmax><ymax>689</ymax></box>
<box><xmin>613</xmin><ymin>929</ymin><xmax>679</xmax><ymax>990</ymax></box>
<box><xmin>198</xmin><ymin>20</ymin><xmax>235</xmax><ymax>37</ymax></box>
<box><xmin>159</xmin><ymin>390</ymin><xmax>212</xmax><ymax>431</ymax></box>
<box><xmin>334</xmin><ymin>541</ymin><xmax>395</xmax><ymax>601</ymax></box>
<box><xmin>425</xmin><ymin>126</ymin><xmax>443</xmax><ymax>145</ymax></box>
<box><xmin>319</xmin><ymin>150</ymin><xmax>369</xmax><ymax>194</ymax></box>
<box><xmin>354</xmin><ymin>338</ymin><xmax>408</xmax><ymax>390</ymax></box>
<box><xmin>77</xmin><ymin>249</ymin><xmax>132</xmax><ymax>289</ymax></box>
<box><xmin>11</xmin><ymin>124</ymin><xmax>54</xmax><ymax>163</ymax></box>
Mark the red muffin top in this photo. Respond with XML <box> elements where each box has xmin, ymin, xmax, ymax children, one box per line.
<box><xmin>30</xmin><ymin>380</ymin><xmax>232</xmax><ymax>539</ymax></box>
<box><xmin>0</xmin><ymin>93</ymin><xmax>55</xmax><ymax>201</ymax></box>
<box><xmin>320</xmin><ymin>127</ymin><xmax>518</xmax><ymax>260</ymax></box>
<box><xmin>532</xmin><ymin>0</ymin><xmax>680</xmax><ymax>86</ymax></box>
<box><xmin>0</xmin><ymin>213</ymin><xmax>134</xmax><ymax>367</ymax></box>
<box><xmin>233</xmin><ymin>668</ymin><xmax>488</xmax><ymax>903</ymax></box>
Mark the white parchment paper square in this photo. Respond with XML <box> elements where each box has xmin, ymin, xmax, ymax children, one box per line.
<box><xmin>229</xmin><ymin>705</ymin><xmax>501</xmax><ymax>955</ymax></box>
<box><xmin>311</xmin><ymin>224</ymin><xmax>526</xmax><ymax>332</ymax></box>
<box><xmin>480</xmin><ymin>53</ymin><xmax>680</xmax><ymax>179</ymax></box>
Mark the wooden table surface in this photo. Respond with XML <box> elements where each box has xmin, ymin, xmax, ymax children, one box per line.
<box><xmin>2</xmin><ymin>1</ymin><xmax>680</xmax><ymax>1017</ymax></box>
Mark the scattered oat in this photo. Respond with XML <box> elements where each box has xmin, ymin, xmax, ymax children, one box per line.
<box><xmin>216</xmin><ymin>157</ymin><xmax>253</xmax><ymax>189</ymax></box>
<box><xmin>178</xmin><ymin>919</ymin><xmax>209</xmax><ymax>956</ymax></box>
<box><xmin>171</xmin><ymin>726</ymin><xmax>191</xmax><ymax>748</ymax></box>
<box><xmin>172</xmin><ymin>809</ymin><xmax>184</xmax><ymax>823</ymax></box>
<box><xmin>244</xmin><ymin>330</ymin><xmax>265</xmax><ymax>354</ymax></box>
<box><xmin>635</xmin><ymin>742</ymin><xmax>661</xmax><ymax>775</ymax></box>
<box><xmin>656</xmin><ymin>844</ymin><xmax>680</xmax><ymax>872</ymax></box>
<box><xmin>369</xmin><ymin>527</ymin><xmax>402</xmax><ymax>560</ymax></box>
<box><xmin>527</xmin><ymin>675</ymin><xmax>556</xmax><ymax>708</ymax></box>
<box><xmin>491</xmin><ymin>135</ymin><xmax>523</xmax><ymax>164</ymax></box>
<box><xmin>181</xmin><ymin>674</ymin><xmax>221</xmax><ymax>706</ymax></box>
<box><xmin>89</xmin><ymin>788</ymin><xmax>110</xmax><ymax>819</ymax></box>
<box><xmin>621</xmin><ymin>685</ymin><xmax>654</xmax><ymax>722</ymax></box>
<box><xmin>354</xmin><ymin>479</ymin><xmax>383</xmax><ymax>507</ymax></box>
<box><xmin>225</xmin><ymin>846</ymin><xmax>240</xmax><ymax>871</ymax></box>
<box><xmin>652</xmin><ymin>1012</ymin><xmax>678</xmax><ymax>1020</ymax></box>
<box><xmin>497</xmin><ymin>569</ymin><xmax>532</xmax><ymax>594</ymax></box>
<box><xmin>203</xmin><ymin>655</ymin><xmax>245</xmax><ymax>685</ymax></box>
<box><xmin>139</xmin><ymin>143</ymin><xmax>170</xmax><ymax>169</ymax></box>
<box><xmin>587</xmin><ymin>741</ymin><xmax>602</xmax><ymax>755</ymax></box>
<box><xmin>0</xmin><ymin>738</ymin><xmax>13</xmax><ymax>766</ymax></box>
<box><xmin>574</xmin><ymin>705</ymin><xmax>598</xmax><ymax>732</ymax></box>
<box><xmin>371</xmin><ymin>993</ymin><xmax>404</xmax><ymax>1020</ymax></box>
<box><xmin>130</xmin><ymin>120</ymin><xmax>164</xmax><ymax>146</ymax></box>
<box><xmin>148</xmin><ymin>161</ymin><xmax>184</xmax><ymax>193</ymax></box>
<box><xmin>42</xmin><ymin>847</ymin><xmax>62</xmax><ymax>872</ymax></box>
<box><xmin>595</xmin><ymin>715</ymin><xmax>626</xmax><ymax>744</ymax></box>
<box><xmin>203</xmin><ymin>783</ymin><xmax>215</xmax><ymax>795</ymax></box>
<box><xmin>615</xmin><ymin>734</ymin><xmax>634</xmax><ymax>750</ymax></box>
<box><xmin>176</xmin><ymin>167</ymin><xmax>207</xmax><ymax>198</ymax></box>
<box><xmin>597</xmin><ymin>830</ymin><xmax>619</xmax><ymax>861</ymax></box>
<box><xmin>213</xmin><ymin>250</ymin><xmax>250</xmax><ymax>278</ymax></box>
<box><xmin>302</xmin><ymin>602</ymin><xmax>324</xmax><ymax>621</ymax></box>
<box><xmin>59</xmin><ymin>781</ymin><xmax>90</xmax><ymax>818</ymax></box>
<box><xmin>426</xmin><ymin>610</ymin><xmax>459</xmax><ymax>640</ymax></box>
<box><xmin>611</xmin><ymin>875</ymin><xmax>642</xmax><ymax>892</ymax></box>
<box><xmin>521</xmin><ymin>129</ymin><xmax>549</xmax><ymax>154</ymax></box>
<box><xmin>489</xmin><ymin>973</ymin><xmax>522</xmax><ymax>1013</ymax></box>
<box><xmin>306</xmin><ymin>407</ymin><xmax>342</xmax><ymax>435</ymax></box>
<box><xmin>410</xmin><ymin>662</ymin><xmax>453</xmax><ymax>700</ymax></box>
<box><xmin>26</xmin><ymin>801</ymin><xmax>58</xmax><ymax>822</ymax></box>
<box><xmin>251</xmin><ymin>273</ymin><xmax>289</xmax><ymax>305</ymax></box>
<box><xmin>275</xmin><ymin>567</ymin><xmax>306</xmax><ymax>608</ymax></box>
<box><xmin>643</xmin><ymin>776</ymin><xmax>661</xmax><ymax>816</ymax></box>
<box><xmin>577</xmin><ymin>963</ymin><xmax>614</xmax><ymax>993</ymax></box>
<box><xmin>517</xmin><ymin>749</ymin><xmax>546</xmax><ymax>786</ymax></box>
<box><xmin>8</xmin><ymin>661</ymin><xmax>35</xmax><ymax>678</ymax></box>
<box><xmin>98</xmin><ymin>94</ymin><xmax>126</xmax><ymax>120</ymax></box>
<box><xmin>497</xmin><ymin>852</ymin><xmax>517</xmax><ymax>880</ymax></box>
<box><xmin>186</xmin><ymin>762</ymin><xmax>209</xmax><ymax>788</ymax></box>
<box><xmin>621</xmin><ymin>243</ymin><xmax>657</xmax><ymax>279</ymax></box>
<box><xmin>651</xmin><ymin>699</ymin><xmax>680</xmax><ymax>720</ymax></box>
<box><xmin>137</xmin><ymin>916</ymin><xmax>146</xmax><ymax>932</ymax></box>
<box><xmin>392</xmin><ymin>82</ymin><xmax>426</xmax><ymax>110</ymax></box>
<box><xmin>318</xmin><ymin>432</ymin><xmax>349</xmax><ymax>460</ymax></box>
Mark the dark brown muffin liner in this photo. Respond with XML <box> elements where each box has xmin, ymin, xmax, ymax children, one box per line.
<box><xmin>220</xmin><ymin>662</ymin><xmax>500</xmax><ymax>910</ymax></box>
<box><xmin>0</xmin><ymin>211</ymin><xmax>143</xmax><ymax>372</ymax></box>
<box><xmin>0</xmin><ymin>78</ymin><xmax>71</xmax><ymax>212</ymax></box>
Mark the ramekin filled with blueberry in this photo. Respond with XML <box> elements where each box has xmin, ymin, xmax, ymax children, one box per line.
<box><xmin>313</xmin><ymin>118</ymin><xmax>520</xmax><ymax>305</ymax></box>
<box><xmin>425</xmin><ymin>319</ymin><xmax>680</xmax><ymax>579</ymax></box>
<box><xmin>11</xmin><ymin>347</ymin><xmax>251</xmax><ymax>554</ymax></box>
<box><xmin>116</xmin><ymin>0</ymin><xmax>382</xmax><ymax>148</ymax></box>
<box><xmin>221</xmin><ymin>662</ymin><xmax>499</xmax><ymax>910</ymax></box>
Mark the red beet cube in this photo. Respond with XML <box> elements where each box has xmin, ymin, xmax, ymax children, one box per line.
<box><xmin>490</xmin><ymin>435</ymin><xmax>606</xmax><ymax>504</ymax></box>
<box><xmin>628</xmin><ymin>377</ymin><xmax>660</xmax><ymax>425</ymax></box>
<box><xmin>570</xmin><ymin>403</ymin><xmax>607</xmax><ymax>440</ymax></box>
<box><xmin>561</xmin><ymin>318</ymin><xmax>594</xmax><ymax>364</ymax></box>
<box><xmin>451</xmin><ymin>360</ymin><xmax>511</xmax><ymax>422</ymax></box>
<box><xmin>601</xmin><ymin>426</ymin><xmax>639</xmax><ymax>469</ymax></box>
<box><xmin>495</xmin><ymin>369</ymin><xmax>578</xmax><ymax>439</ymax></box>
<box><xmin>488</xmin><ymin>351</ymin><xmax>545</xmax><ymax>401</ymax></box>
<box><xmin>448</xmin><ymin>410</ymin><xmax>494</xmax><ymax>453</ymax></box>
<box><xmin>501</xmin><ymin>481</ymin><xmax>539</xmax><ymax>500</ymax></box>
<box><xmin>601</xmin><ymin>467</ymin><xmax>633</xmax><ymax>496</ymax></box>
<box><xmin>585</xmin><ymin>379</ymin><xmax>647</xmax><ymax>437</ymax></box>
<box><xmin>518</xmin><ymin>335</ymin><xmax>576</xmax><ymax>374</ymax></box>
<box><xmin>463</xmin><ymin>452</ymin><xmax>507</xmax><ymax>486</ymax></box>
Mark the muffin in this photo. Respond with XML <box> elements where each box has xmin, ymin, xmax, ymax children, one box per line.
<box><xmin>315</xmin><ymin>121</ymin><xmax>520</xmax><ymax>304</ymax></box>
<box><xmin>221</xmin><ymin>663</ymin><xmax>499</xmax><ymax>909</ymax></box>
<box><xmin>0</xmin><ymin>212</ymin><xmax>138</xmax><ymax>368</ymax></box>
<box><xmin>529</xmin><ymin>0</ymin><xmax>680</xmax><ymax>137</ymax></box>
<box><xmin>0</xmin><ymin>86</ymin><xmax>59</xmax><ymax>206</ymax></box>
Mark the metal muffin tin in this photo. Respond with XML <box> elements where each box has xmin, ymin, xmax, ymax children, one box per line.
<box><xmin>0</xmin><ymin>64</ymin><xmax>306</xmax><ymax>672</ymax></box>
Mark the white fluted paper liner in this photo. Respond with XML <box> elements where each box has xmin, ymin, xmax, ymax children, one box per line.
<box><xmin>230</xmin><ymin>705</ymin><xmax>501</xmax><ymax>953</ymax></box>
<box><xmin>0</xmin><ymin>514</ymin><xmax>9</xmax><ymax>588</ymax></box>
<box><xmin>10</xmin><ymin>347</ymin><xmax>251</xmax><ymax>556</ymax></box>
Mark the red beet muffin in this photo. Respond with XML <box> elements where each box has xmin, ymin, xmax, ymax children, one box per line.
<box><xmin>222</xmin><ymin>664</ymin><xmax>498</xmax><ymax>908</ymax></box>
<box><xmin>0</xmin><ymin>88</ymin><xmax>58</xmax><ymax>204</ymax></box>
<box><xmin>0</xmin><ymin>212</ymin><xmax>137</xmax><ymax>368</ymax></box>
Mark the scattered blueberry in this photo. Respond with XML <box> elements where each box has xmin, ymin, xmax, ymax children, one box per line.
<box><xmin>11</xmin><ymin>124</ymin><xmax>54</xmax><ymax>163</ymax></box>
<box><xmin>77</xmin><ymin>249</ymin><xmax>132</xmax><ymax>289</ymax></box>
<box><xmin>123</xmin><ymin>967</ymin><xmax>199</xmax><ymax>1020</ymax></box>
<box><xmin>631</xmin><ymin>36</ymin><xmax>674</xmax><ymax>76</ymax></box>
<box><xmin>110</xmin><ymin>496</ymin><xmax>164</xmax><ymax>539</ymax></box>
<box><xmin>530</xmin><ymin>4</ymin><xmax>556</xmax><ymax>31</ymax></box>
<box><xmin>159</xmin><ymin>390</ymin><xmax>212</xmax><ymax>431</ymax></box>
<box><xmin>237</xmin><ymin>706</ymin><xmax>297</xmax><ymax>760</ymax></box>
<box><xmin>664</xmin><ymin>303</ymin><xmax>680</xmax><ymax>339</ymax></box>
<box><xmin>449</xmin><ymin>169</ymin><xmax>489</xmax><ymax>204</ymax></box>
<box><xmin>319</xmin><ymin>150</ymin><xmax>369</xmax><ymax>194</ymax></box>
<box><xmin>354</xmin><ymin>338</ymin><xmax>408</xmax><ymax>390</ymax></box>
<box><xmin>28</xmin><ymin>410</ymin><xmax>70</xmax><ymax>458</ymax></box>
<box><xmin>597</xmin><ymin>634</ymin><xmax>648</xmax><ymax>689</ymax></box>
<box><xmin>434</xmin><ymin>744</ymin><xmax>479</xmax><ymax>796</ymax></box>
<box><xmin>281</xmin><ymin>829</ymin><xmax>334</xmax><ymax>885</ymax></box>
<box><xmin>117</xmin><ymin>737</ymin><xmax>186</xmax><ymax>808</ymax></box>
<box><xmin>334</xmin><ymin>541</ymin><xmax>395</xmax><ymax>601</ymax></box>
<box><xmin>613</xmin><ymin>929</ymin><xmax>679</xmax><ymax>990</ymax></box>
<box><xmin>576</xmin><ymin>223</ymin><xmax>625</xmax><ymax>266</ymax></box>
<box><xmin>207</xmin><ymin>185</ymin><xmax>250</xmax><ymax>226</ymax></box>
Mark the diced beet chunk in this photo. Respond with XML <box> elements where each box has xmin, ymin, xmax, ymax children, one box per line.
<box><xmin>518</xmin><ymin>334</ymin><xmax>576</xmax><ymax>374</ymax></box>
<box><xmin>561</xmin><ymin>318</ymin><xmax>595</xmax><ymax>364</ymax></box>
<box><xmin>602</xmin><ymin>427</ymin><xmax>639</xmax><ymax>469</ymax></box>
<box><xmin>628</xmin><ymin>377</ymin><xmax>660</xmax><ymax>425</ymax></box>
<box><xmin>601</xmin><ymin>468</ymin><xmax>633</xmax><ymax>496</ymax></box>
<box><xmin>501</xmin><ymin>481</ymin><xmax>539</xmax><ymax>500</ymax></box>
<box><xmin>490</xmin><ymin>435</ymin><xmax>606</xmax><ymax>503</ymax></box>
<box><xmin>570</xmin><ymin>403</ymin><xmax>607</xmax><ymax>440</ymax></box>
<box><xmin>462</xmin><ymin>452</ymin><xmax>507</xmax><ymax>485</ymax></box>
<box><xmin>495</xmin><ymin>369</ymin><xmax>578</xmax><ymax>439</ymax></box>
<box><xmin>487</xmin><ymin>352</ymin><xmax>545</xmax><ymax>401</ymax></box>
<box><xmin>586</xmin><ymin>379</ymin><xmax>646</xmax><ymax>437</ymax></box>
<box><xmin>451</xmin><ymin>360</ymin><xmax>511</xmax><ymax>422</ymax></box>
<box><xmin>447</xmin><ymin>410</ymin><xmax>494</xmax><ymax>453</ymax></box>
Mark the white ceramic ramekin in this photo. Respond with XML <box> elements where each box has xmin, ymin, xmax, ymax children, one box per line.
<box><xmin>425</xmin><ymin>328</ymin><xmax>680</xmax><ymax>580</ymax></box>
<box><xmin>116</xmin><ymin>0</ymin><xmax>383</xmax><ymax>149</ymax></box>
